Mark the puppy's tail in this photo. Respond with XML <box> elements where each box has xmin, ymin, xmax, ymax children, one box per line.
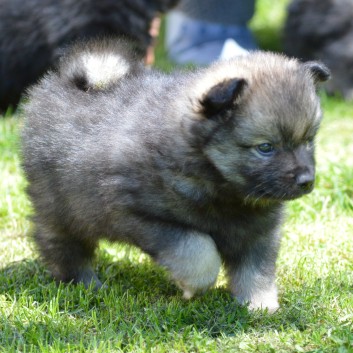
<box><xmin>58</xmin><ymin>38</ymin><xmax>144</xmax><ymax>92</ymax></box>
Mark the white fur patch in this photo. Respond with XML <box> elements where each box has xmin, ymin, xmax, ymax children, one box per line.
<box><xmin>246</xmin><ymin>284</ymin><xmax>279</xmax><ymax>313</ymax></box>
<box><xmin>229</xmin><ymin>266</ymin><xmax>279</xmax><ymax>313</ymax></box>
<box><xmin>157</xmin><ymin>232</ymin><xmax>221</xmax><ymax>299</ymax></box>
<box><xmin>82</xmin><ymin>53</ymin><xmax>130</xmax><ymax>89</ymax></box>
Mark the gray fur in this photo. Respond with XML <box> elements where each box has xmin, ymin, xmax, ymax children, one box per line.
<box><xmin>284</xmin><ymin>0</ymin><xmax>353</xmax><ymax>99</ymax></box>
<box><xmin>21</xmin><ymin>39</ymin><xmax>329</xmax><ymax>311</ymax></box>
<box><xmin>0</xmin><ymin>0</ymin><xmax>178</xmax><ymax>111</ymax></box>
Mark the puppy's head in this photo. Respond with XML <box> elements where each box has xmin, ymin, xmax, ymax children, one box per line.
<box><xmin>189</xmin><ymin>53</ymin><xmax>330</xmax><ymax>203</ymax></box>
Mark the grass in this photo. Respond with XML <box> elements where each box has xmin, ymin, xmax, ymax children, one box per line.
<box><xmin>1</xmin><ymin>1</ymin><xmax>353</xmax><ymax>352</ymax></box>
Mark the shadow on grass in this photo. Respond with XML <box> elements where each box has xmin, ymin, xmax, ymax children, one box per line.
<box><xmin>2</xmin><ymin>253</ymin><xmax>347</xmax><ymax>351</ymax></box>
<box><xmin>0</xmin><ymin>253</ymin><xmax>250</xmax><ymax>331</ymax></box>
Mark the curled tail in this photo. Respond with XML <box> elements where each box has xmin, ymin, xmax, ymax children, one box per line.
<box><xmin>58</xmin><ymin>38</ymin><xmax>144</xmax><ymax>92</ymax></box>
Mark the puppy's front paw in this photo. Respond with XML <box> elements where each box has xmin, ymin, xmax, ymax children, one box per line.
<box><xmin>178</xmin><ymin>279</ymin><xmax>210</xmax><ymax>300</ymax></box>
<box><xmin>235</xmin><ymin>286</ymin><xmax>279</xmax><ymax>313</ymax></box>
<box><xmin>157</xmin><ymin>232</ymin><xmax>221</xmax><ymax>299</ymax></box>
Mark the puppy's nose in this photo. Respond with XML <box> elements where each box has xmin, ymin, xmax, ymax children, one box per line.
<box><xmin>296</xmin><ymin>172</ymin><xmax>314</xmax><ymax>192</ymax></box>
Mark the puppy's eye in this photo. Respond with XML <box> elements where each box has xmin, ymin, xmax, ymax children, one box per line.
<box><xmin>256</xmin><ymin>143</ymin><xmax>275</xmax><ymax>156</ymax></box>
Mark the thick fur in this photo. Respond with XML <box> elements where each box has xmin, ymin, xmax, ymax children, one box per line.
<box><xmin>21</xmin><ymin>39</ymin><xmax>329</xmax><ymax>311</ymax></box>
<box><xmin>284</xmin><ymin>0</ymin><xmax>353</xmax><ymax>99</ymax></box>
<box><xmin>58</xmin><ymin>39</ymin><xmax>144</xmax><ymax>91</ymax></box>
<box><xmin>0</xmin><ymin>0</ymin><xmax>178</xmax><ymax>111</ymax></box>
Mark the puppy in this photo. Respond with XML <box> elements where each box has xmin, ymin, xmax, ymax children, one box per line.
<box><xmin>21</xmin><ymin>39</ymin><xmax>330</xmax><ymax>312</ymax></box>
<box><xmin>284</xmin><ymin>0</ymin><xmax>353</xmax><ymax>99</ymax></box>
<box><xmin>0</xmin><ymin>0</ymin><xmax>178</xmax><ymax>112</ymax></box>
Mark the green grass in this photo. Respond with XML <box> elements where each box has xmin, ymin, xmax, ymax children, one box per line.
<box><xmin>249</xmin><ymin>0</ymin><xmax>290</xmax><ymax>52</ymax></box>
<box><xmin>1</xmin><ymin>1</ymin><xmax>353</xmax><ymax>352</ymax></box>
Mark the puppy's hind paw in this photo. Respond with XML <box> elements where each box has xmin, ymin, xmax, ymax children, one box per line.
<box><xmin>75</xmin><ymin>268</ymin><xmax>103</xmax><ymax>290</ymax></box>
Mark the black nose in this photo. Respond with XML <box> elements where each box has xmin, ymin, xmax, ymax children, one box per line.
<box><xmin>296</xmin><ymin>172</ymin><xmax>315</xmax><ymax>192</ymax></box>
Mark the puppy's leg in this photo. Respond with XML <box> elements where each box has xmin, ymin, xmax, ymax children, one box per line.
<box><xmin>33</xmin><ymin>222</ymin><xmax>101</xmax><ymax>288</ymax></box>
<box><xmin>155</xmin><ymin>231</ymin><xmax>221</xmax><ymax>299</ymax></box>
<box><xmin>224</xmin><ymin>234</ymin><xmax>280</xmax><ymax>312</ymax></box>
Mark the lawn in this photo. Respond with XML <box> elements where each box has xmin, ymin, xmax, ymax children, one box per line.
<box><xmin>1</xmin><ymin>0</ymin><xmax>353</xmax><ymax>352</ymax></box>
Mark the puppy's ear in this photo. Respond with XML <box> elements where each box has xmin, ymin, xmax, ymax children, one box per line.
<box><xmin>199</xmin><ymin>78</ymin><xmax>247</xmax><ymax>118</ymax></box>
<box><xmin>304</xmin><ymin>61</ymin><xmax>331</xmax><ymax>83</ymax></box>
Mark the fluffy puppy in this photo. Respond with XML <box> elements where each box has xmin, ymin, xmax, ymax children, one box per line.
<box><xmin>0</xmin><ymin>0</ymin><xmax>178</xmax><ymax>112</ymax></box>
<box><xmin>21</xmin><ymin>39</ymin><xmax>330</xmax><ymax>312</ymax></box>
<box><xmin>284</xmin><ymin>0</ymin><xmax>353</xmax><ymax>99</ymax></box>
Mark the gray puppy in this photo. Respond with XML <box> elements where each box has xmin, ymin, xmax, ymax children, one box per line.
<box><xmin>0</xmin><ymin>0</ymin><xmax>177</xmax><ymax>111</ymax></box>
<box><xmin>21</xmin><ymin>39</ymin><xmax>330</xmax><ymax>312</ymax></box>
<box><xmin>284</xmin><ymin>0</ymin><xmax>353</xmax><ymax>99</ymax></box>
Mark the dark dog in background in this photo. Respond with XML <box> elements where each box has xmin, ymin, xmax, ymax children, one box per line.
<box><xmin>284</xmin><ymin>0</ymin><xmax>353</xmax><ymax>100</ymax></box>
<box><xmin>0</xmin><ymin>0</ymin><xmax>177</xmax><ymax>112</ymax></box>
<box><xmin>21</xmin><ymin>39</ymin><xmax>329</xmax><ymax>312</ymax></box>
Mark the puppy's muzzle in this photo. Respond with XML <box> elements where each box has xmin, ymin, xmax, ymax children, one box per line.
<box><xmin>295</xmin><ymin>171</ymin><xmax>315</xmax><ymax>194</ymax></box>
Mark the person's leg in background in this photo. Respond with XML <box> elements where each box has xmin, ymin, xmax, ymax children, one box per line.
<box><xmin>166</xmin><ymin>0</ymin><xmax>257</xmax><ymax>65</ymax></box>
